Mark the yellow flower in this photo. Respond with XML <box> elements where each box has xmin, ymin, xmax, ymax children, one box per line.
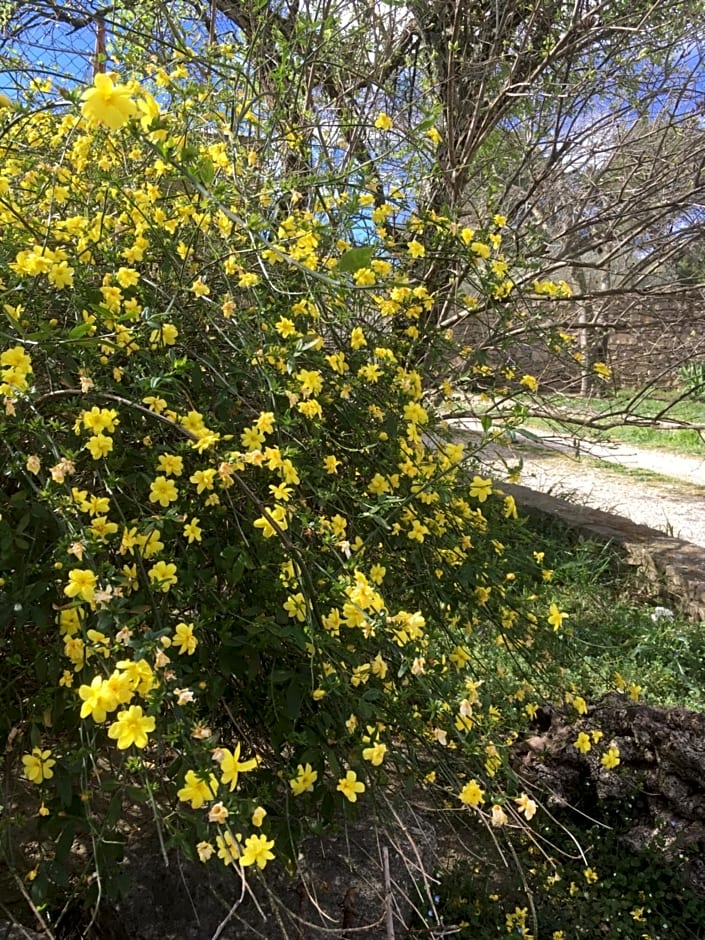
<box><xmin>173</xmin><ymin>621</ymin><xmax>197</xmax><ymax>655</ymax></box>
<box><xmin>337</xmin><ymin>769</ymin><xmax>365</xmax><ymax>803</ymax></box>
<box><xmin>149</xmin><ymin>476</ymin><xmax>179</xmax><ymax>507</ymax></box>
<box><xmin>520</xmin><ymin>374</ymin><xmax>538</xmax><ymax>392</ymax></box>
<box><xmin>251</xmin><ymin>806</ymin><xmax>267</xmax><ymax>827</ymax></box>
<box><xmin>216</xmin><ymin>743</ymin><xmax>258</xmax><ymax>791</ymax></box>
<box><xmin>459</xmin><ymin>779</ymin><xmax>485</xmax><ymax>807</ymax></box>
<box><xmin>289</xmin><ymin>763</ymin><xmax>318</xmax><ymax>796</ymax></box>
<box><xmin>297</xmin><ymin>399</ymin><xmax>323</xmax><ymax>419</ymax></box>
<box><xmin>78</xmin><ymin>676</ymin><xmax>118</xmax><ymax>722</ymax></box>
<box><xmin>253</xmin><ymin>505</ymin><xmax>289</xmax><ymax>538</ymax></box>
<box><xmin>183</xmin><ymin>517</ymin><xmax>202</xmax><ymax>543</ymax></box>
<box><xmin>296</xmin><ymin>368</ymin><xmax>323</xmax><ymax>396</ymax></box>
<box><xmin>64</xmin><ymin>568</ymin><xmax>97</xmax><ymax>602</ymax></box>
<box><xmin>491</xmin><ymin>804</ymin><xmax>508</xmax><ymax>827</ymax></box>
<box><xmin>283</xmin><ymin>592</ymin><xmax>307</xmax><ymax>622</ymax></box>
<box><xmin>574</xmin><ymin>732</ymin><xmax>591</xmax><ymax>754</ymax></box>
<box><xmin>369</xmin><ymin>564</ymin><xmax>386</xmax><ymax>585</ymax></box>
<box><xmin>239</xmin><ymin>833</ymin><xmax>275</xmax><ymax>870</ymax></box>
<box><xmin>148</xmin><ymin>560</ymin><xmax>177</xmax><ymax>592</ymax></box>
<box><xmin>255</xmin><ymin>411</ymin><xmax>275</xmax><ymax>434</ymax></box>
<box><xmin>403</xmin><ymin>401</ymin><xmax>428</xmax><ymax>425</ymax></box>
<box><xmin>469</xmin><ymin>476</ymin><xmax>492</xmax><ymax>503</ymax></box>
<box><xmin>241</xmin><ymin>426</ymin><xmax>265</xmax><ymax>450</ymax></box>
<box><xmin>514</xmin><ymin>793</ymin><xmax>537</xmax><ymax>820</ymax></box>
<box><xmin>89</xmin><ymin>516</ymin><xmax>118</xmax><ymax>541</ymax></box>
<box><xmin>583</xmin><ymin>867</ymin><xmax>598</xmax><ymax>884</ymax></box>
<box><xmin>150</xmin><ymin>323</ymin><xmax>179</xmax><ymax>346</ymax></box>
<box><xmin>275</xmin><ymin>316</ymin><xmax>298</xmax><ymax>338</ymax></box>
<box><xmin>22</xmin><ymin>748</ymin><xmax>56</xmax><ymax>784</ymax></box>
<box><xmin>85</xmin><ymin>434</ymin><xmax>113</xmax><ymax>460</ymax></box>
<box><xmin>601</xmin><ymin>744</ymin><xmax>621</xmax><ymax>769</ymax></box>
<box><xmin>216</xmin><ymin>830</ymin><xmax>240</xmax><ymax>866</ymax></box>
<box><xmin>107</xmin><ymin>705</ymin><xmax>156</xmax><ymax>749</ymax></box>
<box><xmin>324</xmin><ymin>455</ymin><xmax>341</xmax><ymax>474</ymax></box>
<box><xmin>408</xmin><ymin>519</ymin><xmax>429</xmax><ymax>542</ymax></box>
<box><xmin>178</xmin><ymin>770</ymin><xmax>219</xmax><ymax>809</ymax></box>
<box><xmin>449</xmin><ymin>645</ymin><xmax>471</xmax><ymax>670</ymax></box>
<box><xmin>572</xmin><ymin>695</ymin><xmax>588</xmax><ymax>715</ymax></box>
<box><xmin>475</xmin><ymin>586</ymin><xmax>491</xmax><ymax>605</ymax></box>
<box><xmin>189</xmin><ymin>468</ymin><xmax>216</xmax><ymax>493</ymax></box>
<box><xmin>547</xmin><ymin>603</ymin><xmax>568</xmax><ymax>631</ymax></box>
<box><xmin>196</xmin><ymin>841</ymin><xmax>214</xmax><ymax>863</ymax></box>
<box><xmin>374</xmin><ymin>112</ymin><xmax>393</xmax><ymax>131</ymax></box>
<box><xmin>593</xmin><ymin>361</ymin><xmax>611</xmax><ymax>380</ymax></box>
<box><xmin>350</xmin><ymin>326</ymin><xmax>367</xmax><ymax>350</ymax></box>
<box><xmin>407</xmin><ymin>239</ymin><xmax>425</xmax><ymax>259</ymax></box>
<box><xmin>362</xmin><ymin>742</ymin><xmax>387</xmax><ymax>766</ymax></box>
<box><xmin>191</xmin><ymin>278</ymin><xmax>210</xmax><ymax>297</ymax></box>
<box><xmin>80</xmin><ymin>73</ymin><xmax>137</xmax><ymax>129</ymax></box>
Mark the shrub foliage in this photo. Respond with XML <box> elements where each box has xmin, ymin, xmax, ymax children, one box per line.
<box><xmin>0</xmin><ymin>47</ymin><xmax>590</xmax><ymax>920</ymax></box>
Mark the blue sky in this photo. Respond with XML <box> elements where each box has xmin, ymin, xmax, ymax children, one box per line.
<box><xmin>0</xmin><ymin>11</ymin><xmax>97</xmax><ymax>96</ymax></box>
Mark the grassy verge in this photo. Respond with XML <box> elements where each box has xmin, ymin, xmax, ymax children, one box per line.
<box><xmin>527</xmin><ymin>390</ymin><xmax>705</xmax><ymax>456</ymax></box>
<box><xmin>429</xmin><ymin>807</ymin><xmax>705</xmax><ymax>938</ymax></box>
<box><xmin>535</xmin><ymin>529</ymin><xmax>705</xmax><ymax>710</ymax></box>
<box><xmin>426</xmin><ymin>526</ymin><xmax>705</xmax><ymax>939</ymax></box>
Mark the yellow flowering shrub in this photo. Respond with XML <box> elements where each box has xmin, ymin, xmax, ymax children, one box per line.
<box><xmin>0</xmin><ymin>38</ymin><xmax>593</xmax><ymax>915</ymax></box>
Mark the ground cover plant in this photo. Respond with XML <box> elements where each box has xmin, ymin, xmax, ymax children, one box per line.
<box><xmin>430</xmin><ymin>805</ymin><xmax>705</xmax><ymax>939</ymax></box>
<box><xmin>424</xmin><ymin>534</ymin><xmax>705</xmax><ymax>938</ymax></box>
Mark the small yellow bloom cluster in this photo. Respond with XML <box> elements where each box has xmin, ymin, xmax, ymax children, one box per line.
<box><xmin>78</xmin><ymin>660</ymin><xmax>157</xmax><ymax>748</ymax></box>
<box><xmin>1</xmin><ymin>346</ymin><xmax>33</xmax><ymax>400</ymax></box>
<box><xmin>533</xmin><ymin>278</ymin><xmax>572</xmax><ymax>298</ymax></box>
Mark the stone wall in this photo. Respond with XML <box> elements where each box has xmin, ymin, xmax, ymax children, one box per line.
<box><xmin>455</xmin><ymin>291</ymin><xmax>705</xmax><ymax>392</ymax></box>
<box><xmin>505</xmin><ymin>481</ymin><xmax>705</xmax><ymax>620</ymax></box>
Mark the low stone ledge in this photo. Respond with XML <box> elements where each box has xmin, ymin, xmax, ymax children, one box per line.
<box><xmin>504</xmin><ymin>482</ymin><xmax>705</xmax><ymax>620</ymax></box>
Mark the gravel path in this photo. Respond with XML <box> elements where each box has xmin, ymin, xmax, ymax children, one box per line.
<box><xmin>450</xmin><ymin>420</ymin><xmax>705</xmax><ymax>548</ymax></box>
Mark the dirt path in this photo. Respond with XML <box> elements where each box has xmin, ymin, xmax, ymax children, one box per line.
<box><xmin>449</xmin><ymin>419</ymin><xmax>705</xmax><ymax>548</ymax></box>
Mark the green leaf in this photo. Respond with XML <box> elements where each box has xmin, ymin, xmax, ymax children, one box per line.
<box><xmin>286</xmin><ymin>679</ymin><xmax>304</xmax><ymax>721</ymax></box>
<box><xmin>105</xmin><ymin>790</ymin><xmax>123</xmax><ymax>829</ymax></box>
<box><xmin>196</xmin><ymin>158</ymin><xmax>215</xmax><ymax>185</ymax></box>
<box><xmin>67</xmin><ymin>322</ymin><xmax>95</xmax><ymax>340</ymax></box>
<box><xmin>54</xmin><ymin>767</ymin><xmax>74</xmax><ymax>808</ymax></box>
<box><xmin>338</xmin><ymin>246</ymin><xmax>375</xmax><ymax>273</ymax></box>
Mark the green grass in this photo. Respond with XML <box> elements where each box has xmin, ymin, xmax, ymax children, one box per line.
<box><xmin>531</xmin><ymin>390</ymin><xmax>705</xmax><ymax>456</ymax></box>
<box><xmin>430</xmin><ymin>806</ymin><xmax>705</xmax><ymax>938</ymax></box>
<box><xmin>535</xmin><ymin>530</ymin><xmax>705</xmax><ymax>710</ymax></box>
<box><xmin>423</xmin><ymin>528</ymin><xmax>705</xmax><ymax>940</ymax></box>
